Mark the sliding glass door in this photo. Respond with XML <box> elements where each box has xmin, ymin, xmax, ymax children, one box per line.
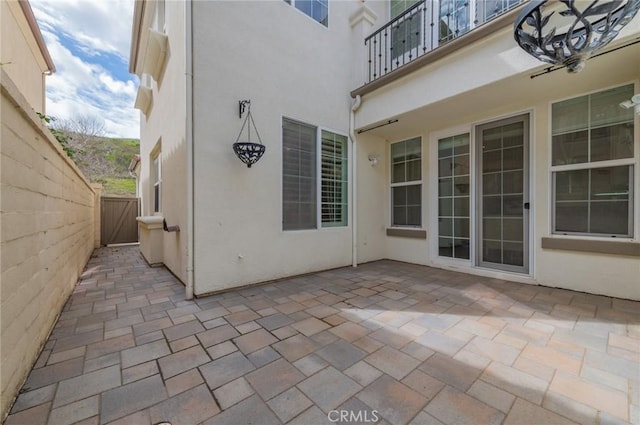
<box><xmin>476</xmin><ymin>114</ymin><xmax>530</xmax><ymax>273</ymax></box>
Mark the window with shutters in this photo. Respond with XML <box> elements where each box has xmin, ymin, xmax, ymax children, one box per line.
<box><xmin>282</xmin><ymin>118</ymin><xmax>348</xmax><ymax>230</ymax></box>
<box><xmin>321</xmin><ymin>130</ymin><xmax>348</xmax><ymax>227</ymax></box>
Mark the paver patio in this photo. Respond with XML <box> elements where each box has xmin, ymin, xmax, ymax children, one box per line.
<box><xmin>5</xmin><ymin>246</ymin><xmax>639</xmax><ymax>425</ymax></box>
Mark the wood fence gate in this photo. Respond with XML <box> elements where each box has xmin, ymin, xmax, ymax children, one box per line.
<box><xmin>101</xmin><ymin>197</ymin><xmax>140</xmax><ymax>245</ymax></box>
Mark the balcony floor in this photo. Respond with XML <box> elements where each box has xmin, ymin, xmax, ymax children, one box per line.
<box><xmin>6</xmin><ymin>246</ymin><xmax>639</xmax><ymax>425</ymax></box>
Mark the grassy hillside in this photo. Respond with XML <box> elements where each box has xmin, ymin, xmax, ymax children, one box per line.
<box><xmin>70</xmin><ymin>136</ymin><xmax>140</xmax><ymax>196</ymax></box>
<box><xmin>99</xmin><ymin>177</ymin><xmax>137</xmax><ymax>196</ymax></box>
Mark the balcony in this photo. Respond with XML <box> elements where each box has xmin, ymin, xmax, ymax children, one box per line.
<box><xmin>363</xmin><ymin>0</ymin><xmax>526</xmax><ymax>85</ymax></box>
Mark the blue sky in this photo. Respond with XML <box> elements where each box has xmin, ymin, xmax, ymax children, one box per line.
<box><xmin>30</xmin><ymin>0</ymin><xmax>139</xmax><ymax>139</ymax></box>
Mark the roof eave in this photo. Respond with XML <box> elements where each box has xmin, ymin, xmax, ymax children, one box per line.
<box><xmin>18</xmin><ymin>0</ymin><xmax>55</xmax><ymax>73</ymax></box>
<box><xmin>129</xmin><ymin>0</ymin><xmax>145</xmax><ymax>75</ymax></box>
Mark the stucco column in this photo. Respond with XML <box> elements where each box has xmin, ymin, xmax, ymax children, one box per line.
<box><xmin>91</xmin><ymin>183</ymin><xmax>102</xmax><ymax>248</ymax></box>
<box><xmin>349</xmin><ymin>2</ymin><xmax>378</xmax><ymax>89</ymax></box>
<box><xmin>137</xmin><ymin>216</ymin><xmax>164</xmax><ymax>266</ymax></box>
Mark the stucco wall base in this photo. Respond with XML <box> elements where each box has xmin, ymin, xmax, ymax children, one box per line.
<box><xmin>1</xmin><ymin>71</ymin><xmax>96</xmax><ymax>419</ymax></box>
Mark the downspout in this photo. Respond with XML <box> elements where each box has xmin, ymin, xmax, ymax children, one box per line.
<box><xmin>185</xmin><ymin>0</ymin><xmax>195</xmax><ymax>300</ymax></box>
<box><xmin>350</xmin><ymin>95</ymin><xmax>362</xmax><ymax>268</ymax></box>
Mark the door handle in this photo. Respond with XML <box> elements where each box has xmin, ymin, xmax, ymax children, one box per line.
<box><xmin>524</xmin><ymin>202</ymin><xmax>530</xmax><ymax>210</ymax></box>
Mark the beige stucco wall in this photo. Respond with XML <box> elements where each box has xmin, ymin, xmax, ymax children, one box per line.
<box><xmin>352</xmin><ymin>19</ymin><xmax>640</xmax><ymax>300</ymax></box>
<box><xmin>0</xmin><ymin>0</ymin><xmax>49</xmax><ymax>113</ymax></box>
<box><xmin>1</xmin><ymin>71</ymin><xmax>96</xmax><ymax>418</ymax></box>
<box><xmin>190</xmin><ymin>0</ymin><xmax>377</xmax><ymax>294</ymax></box>
<box><xmin>133</xmin><ymin>0</ymin><xmax>639</xmax><ymax>299</ymax></box>
<box><xmin>355</xmin><ymin>134</ymin><xmax>387</xmax><ymax>263</ymax></box>
<box><xmin>135</xmin><ymin>0</ymin><xmax>187</xmax><ymax>282</ymax></box>
<box><xmin>355</xmin><ymin>14</ymin><xmax>640</xmax><ymax>131</ymax></box>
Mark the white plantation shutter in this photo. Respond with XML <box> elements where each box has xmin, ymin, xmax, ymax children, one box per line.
<box><xmin>321</xmin><ymin>131</ymin><xmax>348</xmax><ymax>227</ymax></box>
<box><xmin>282</xmin><ymin>118</ymin><xmax>317</xmax><ymax>230</ymax></box>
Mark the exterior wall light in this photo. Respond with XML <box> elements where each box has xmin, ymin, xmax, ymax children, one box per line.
<box><xmin>233</xmin><ymin>100</ymin><xmax>266</xmax><ymax>168</ymax></box>
<box><xmin>619</xmin><ymin>93</ymin><xmax>640</xmax><ymax>114</ymax></box>
<box><xmin>514</xmin><ymin>0</ymin><xmax>640</xmax><ymax>73</ymax></box>
<box><xmin>368</xmin><ymin>154</ymin><xmax>380</xmax><ymax>166</ymax></box>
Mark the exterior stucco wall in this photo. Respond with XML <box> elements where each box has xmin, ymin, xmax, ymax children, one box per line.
<box><xmin>353</xmin><ymin>23</ymin><xmax>640</xmax><ymax>299</ymax></box>
<box><xmin>191</xmin><ymin>1</ymin><xmax>370</xmax><ymax>293</ymax></box>
<box><xmin>529</xmin><ymin>81</ymin><xmax>640</xmax><ymax>300</ymax></box>
<box><xmin>1</xmin><ymin>71</ymin><xmax>96</xmax><ymax>418</ymax></box>
<box><xmin>131</xmin><ymin>0</ymin><xmax>639</xmax><ymax>299</ymax></box>
<box><xmin>0</xmin><ymin>1</ymin><xmax>48</xmax><ymax>113</ymax></box>
<box><xmin>355</xmin><ymin>134</ymin><xmax>387</xmax><ymax>263</ymax></box>
<box><xmin>136</xmin><ymin>1</ymin><xmax>187</xmax><ymax>282</ymax></box>
<box><xmin>355</xmin><ymin>16</ymin><xmax>640</xmax><ymax>131</ymax></box>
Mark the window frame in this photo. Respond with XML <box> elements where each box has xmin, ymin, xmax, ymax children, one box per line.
<box><xmin>550</xmin><ymin>83</ymin><xmax>637</xmax><ymax>239</ymax></box>
<box><xmin>282</xmin><ymin>118</ymin><xmax>318</xmax><ymax>231</ymax></box>
<box><xmin>153</xmin><ymin>0</ymin><xmax>166</xmax><ymax>33</ymax></box>
<box><xmin>151</xmin><ymin>145</ymin><xmax>162</xmax><ymax>214</ymax></box>
<box><xmin>436</xmin><ymin>132</ymin><xmax>471</xmax><ymax>259</ymax></box>
<box><xmin>282</xmin><ymin>117</ymin><xmax>349</xmax><ymax>231</ymax></box>
<box><xmin>284</xmin><ymin>0</ymin><xmax>329</xmax><ymax>27</ymax></box>
<box><xmin>319</xmin><ymin>129</ymin><xmax>349</xmax><ymax>228</ymax></box>
<box><xmin>389</xmin><ymin>136</ymin><xmax>423</xmax><ymax>228</ymax></box>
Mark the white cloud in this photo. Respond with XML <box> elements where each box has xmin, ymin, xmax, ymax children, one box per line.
<box><xmin>99</xmin><ymin>73</ymin><xmax>136</xmax><ymax>97</ymax></box>
<box><xmin>31</xmin><ymin>0</ymin><xmax>134</xmax><ymax>60</ymax></box>
<box><xmin>30</xmin><ymin>0</ymin><xmax>139</xmax><ymax>139</ymax></box>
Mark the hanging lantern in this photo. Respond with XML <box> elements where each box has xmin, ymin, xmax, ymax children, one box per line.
<box><xmin>514</xmin><ymin>0</ymin><xmax>640</xmax><ymax>73</ymax></box>
<box><xmin>233</xmin><ymin>100</ymin><xmax>266</xmax><ymax>168</ymax></box>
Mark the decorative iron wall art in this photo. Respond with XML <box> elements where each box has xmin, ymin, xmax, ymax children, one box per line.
<box><xmin>233</xmin><ymin>100</ymin><xmax>266</xmax><ymax>168</ymax></box>
<box><xmin>514</xmin><ymin>0</ymin><xmax>640</xmax><ymax>73</ymax></box>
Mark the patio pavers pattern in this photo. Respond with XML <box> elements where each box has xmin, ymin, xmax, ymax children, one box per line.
<box><xmin>5</xmin><ymin>246</ymin><xmax>639</xmax><ymax>425</ymax></box>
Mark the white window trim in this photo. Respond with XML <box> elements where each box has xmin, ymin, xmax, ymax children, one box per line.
<box><xmin>430</xmin><ymin>125</ymin><xmax>474</xmax><ymax>265</ymax></box>
<box><xmin>153</xmin><ymin>0</ymin><xmax>166</xmax><ymax>33</ymax></box>
<box><xmin>429</xmin><ymin>111</ymin><xmax>536</xmax><ymax>278</ymax></box>
<box><xmin>284</xmin><ymin>0</ymin><xmax>329</xmax><ymax>28</ymax></box>
<box><xmin>389</xmin><ymin>136</ymin><xmax>423</xmax><ymax>228</ymax></box>
<box><xmin>434</xmin><ymin>131</ymin><xmax>472</xmax><ymax>261</ymax></box>
<box><xmin>317</xmin><ymin>127</ymin><xmax>350</xmax><ymax>229</ymax></box>
<box><xmin>151</xmin><ymin>142</ymin><xmax>162</xmax><ymax>215</ymax></box>
<box><xmin>281</xmin><ymin>117</ymin><xmax>350</xmax><ymax>232</ymax></box>
<box><xmin>548</xmin><ymin>82</ymin><xmax>638</xmax><ymax>239</ymax></box>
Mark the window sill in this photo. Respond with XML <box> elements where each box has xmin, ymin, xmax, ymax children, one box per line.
<box><xmin>386</xmin><ymin>228</ymin><xmax>427</xmax><ymax>239</ymax></box>
<box><xmin>541</xmin><ymin>237</ymin><xmax>640</xmax><ymax>257</ymax></box>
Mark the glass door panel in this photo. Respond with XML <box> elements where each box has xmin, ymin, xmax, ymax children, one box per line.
<box><xmin>438</xmin><ymin>133</ymin><xmax>470</xmax><ymax>260</ymax></box>
<box><xmin>476</xmin><ymin>115</ymin><xmax>529</xmax><ymax>273</ymax></box>
<box><xmin>439</xmin><ymin>0</ymin><xmax>471</xmax><ymax>43</ymax></box>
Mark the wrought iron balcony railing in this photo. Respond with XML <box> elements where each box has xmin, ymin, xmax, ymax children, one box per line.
<box><xmin>365</xmin><ymin>0</ymin><xmax>526</xmax><ymax>83</ymax></box>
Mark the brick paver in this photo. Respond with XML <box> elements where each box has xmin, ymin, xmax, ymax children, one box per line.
<box><xmin>5</xmin><ymin>246</ymin><xmax>639</xmax><ymax>424</ymax></box>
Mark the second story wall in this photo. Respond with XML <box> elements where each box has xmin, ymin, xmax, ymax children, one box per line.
<box><xmin>354</xmin><ymin>4</ymin><xmax>640</xmax><ymax>131</ymax></box>
<box><xmin>191</xmin><ymin>0</ymin><xmax>379</xmax><ymax>293</ymax></box>
<box><xmin>1</xmin><ymin>0</ymin><xmax>54</xmax><ymax>113</ymax></box>
<box><xmin>132</xmin><ymin>0</ymin><xmax>188</xmax><ymax>282</ymax></box>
